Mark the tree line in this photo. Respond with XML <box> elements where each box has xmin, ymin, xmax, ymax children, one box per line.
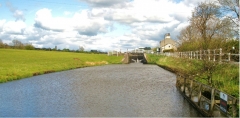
<box><xmin>177</xmin><ymin>0</ymin><xmax>239</xmax><ymax>54</ymax></box>
<box><xmin>0</xmin><ymin>39</ymin><xmax>35</xmax><ymax>50</ymax></box>
<box><xmin>0</xmin><ymin>39</ymin><xmax>108</xmax><ymax>54</ymax></box>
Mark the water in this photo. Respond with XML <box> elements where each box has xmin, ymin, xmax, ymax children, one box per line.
<box><xmin>0</xmin><ymin>63</ymin><xmax>201</xmax><ymax>117</ymax></box>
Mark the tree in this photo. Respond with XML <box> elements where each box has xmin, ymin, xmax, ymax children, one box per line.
<box><xmin>25</xmin><ymin>44</ymin><xmax>35</xmax><ymax>50</ymax></box>
<box><xmin>190</xmin><ymin>1</ymin><xmax>221</xmax><ymax>50</ymax></box>
<box><xmin>177</xmin><ymin>1</ymin><xmax>238</xmax><ymax>86</ymax></box>
<box><xmin>79</xmin><ymin>46</ymin><xmax>84</xmax><ymax>52</ymax></box>
<box><xmin>177</xmin><ymin>25</ymin><xmax>201</xmax><ymax>51</ymax></box>
<box><xmin>0</xmin><ymin>39</ymin><xmax>4</xmax><ymax>48</ymax></box>
<box><xmin>218</xmin><ymin>0</ymin><xmax>239</xmax><ymax>28</ymax></box>
<box><xmin>218</xmin><ymin>0</ymin><xmax>239</xmax><ymax>38</ymax></box>
<box><xmin>12</xmin><ymin>39</ymin><xmax>24</xmax><ymax>49</ymax></box>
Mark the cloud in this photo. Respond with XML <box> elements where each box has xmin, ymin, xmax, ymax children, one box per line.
<box><xmin>34</xmin><ymin>8</ymin><xmax>110</xmax><ymax>36</ymax></box>
<box><xmin>92</xmin><ymin>0</ymin><xmax>192</xmax><ymax>25</ymax></box>
<box><xmin>2</xmin><ymin>20</ymin><xmax>26</xmax><ymax>34</ymax></box>
<box><xmin>0</xmin><ymin>20</ymin><xmax>6</xmax><ymax>32</ymax></box>
<box><xmin>0</xmin><ymin>0</ymin><xmax>203</xmax><ymax>51</ymax></box>
<box><xmin>6</xmin><ymin>2</ymin><xmax>25</xmax><ymax>21</ymax></box>
<box><xmin>63</xmin><ymin>11</ymin><xmax>73</xmax><ymax>16</ymax></box>
<box><xmin>79</xmin><ymin>0</ymin><xmax>130</xmax><ymax>7</ymax></box>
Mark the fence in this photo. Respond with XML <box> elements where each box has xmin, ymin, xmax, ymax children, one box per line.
<box><xmin>160</xmin><ymin>48</ymin><xmax>239</xmax><ymax>62</ymax></box>
<box><xmin>176</xmin><ymin>74</ymin><xmax>239</xmax><ymax>117</ymax></box>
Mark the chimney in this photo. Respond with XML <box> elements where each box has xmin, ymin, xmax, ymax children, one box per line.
<box><xmin>165</xmin><ymin>33</ymin><xmax>170</xmax><ymax>39</ymax></box>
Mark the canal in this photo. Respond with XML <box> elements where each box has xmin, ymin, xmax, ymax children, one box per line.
<box><xmin>0</xmin><ymin>63</ymin><xmax>201</xmax><ymax>117</ymax></box>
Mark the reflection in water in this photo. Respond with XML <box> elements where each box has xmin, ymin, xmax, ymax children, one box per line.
<box><xmin>0</xmin><ymin>63</ymin><xmax>201</xmax><ymax>117</ymax></box>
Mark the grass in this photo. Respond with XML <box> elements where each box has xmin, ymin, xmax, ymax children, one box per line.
<box><xmin>146</xmin><ymin>54</ymin><xmax>239</xmax><ymax>97</ymax></box>
<box><xmin>0</xmin><ymin>49</ymin><xmax>123</xmax><ymax>83</ymax></box>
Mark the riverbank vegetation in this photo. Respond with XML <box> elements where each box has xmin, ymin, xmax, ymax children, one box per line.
<box><xmin>0</xmin><ymin>49</ymin><xmax>123</xmax><ymax>83</ymax></box>
<box><xmin>177</xmin><ymin>0</ymin><xmax>239</xmax><ymax>52</ymax></box>
<box><xmin>151</xmin><ymin>0</ymin><xmax>239</xmax><ymax>98</ymax></box>
<box><xmin>147</xmin><ymin>54</ymin><xmax>239</xmax><ymax>97</ymax></box>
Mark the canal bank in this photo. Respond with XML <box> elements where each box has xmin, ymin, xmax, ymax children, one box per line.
<box><xmin>146</xmin><ymin>54</ymin><xmax>239</xmax><ymax>117</ymax></box>
<box><xmin>0</xmin><ymin>63</ymin><xmax>201</xmax><ymax>117</ymax></box>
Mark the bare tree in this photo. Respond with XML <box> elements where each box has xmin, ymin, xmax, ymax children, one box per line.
<box><xmin>218</xmin><ymin>0</ymin><xmax>239</xmax><ymax>37</ymax></box>
<box><xmin>218</xmin><ymin>0</ymin><xmax>239</xmax><ymax>25</ymax></box>
<box><xmin>12</xmin><ymin>39</ymin><xmax>24</xmax><ymax>49</ymax></box>
<box><xmin>177</xmin><ymin>25</ymin><xmax>201</xmax><ymax>51</ymax></box>
<box><xmin>190</xmin><ymin>1</ymin><xmax>221</xmax><ymax>50</ymax></box>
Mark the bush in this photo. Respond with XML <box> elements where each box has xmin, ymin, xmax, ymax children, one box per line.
<box><xmin>25</xmin><ymin>44</ymin><xmax>35</xmax><ymax>50</ymax></box>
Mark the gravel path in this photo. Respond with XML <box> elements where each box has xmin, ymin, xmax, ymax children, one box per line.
<box><xmin>0</xmin><ymin>63</ymin><xmax>201</xmax><ymax>117</ymax></box>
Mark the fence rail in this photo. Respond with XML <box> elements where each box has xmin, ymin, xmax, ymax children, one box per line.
<box><xmin>176</xmin><ymin>74</ymin><xmax>239</xmax><ymax>117</ymax></box>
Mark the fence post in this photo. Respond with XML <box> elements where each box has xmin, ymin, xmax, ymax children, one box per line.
<box><xmin>219</xmin><ymin>48</ymin><xmax>222</xmax><ymax>62</ymax></box>
<box><xmin>194</xmin><ymin>51</ymin><xmax>196</xmax><ymax>59</ymax></box>
<box><xmin>191</xmin><ymin>51</ymin><xmax>192</xmax><ymax>59</ymax></box>
<box><xmin>196</xmin><ymin>51</ymin><xmax>197</xmax><ymax>59</ymax></box>
<box><xmin>204</xmin><ymin>50</ymin><xmax>206</xmax><ymax>60</ymax></box>
<box><xmin>228</xmin><ymin>53</ymin><xmax>231</xmax><ymax>61</ymax></box>
<box><xmin>210</xmin><ymin>88</ymin><xmax>215</xmax><ymax>115</ymax></box>
<box><xmin>208</xmin><ymin>49</ymin><xmax>210</xmax><ymax>61</ymax></box>
<box><xmin>200</xmin><ymin>50</ymin><xmax>202</xmax><ymax>60</ymax></box>
<box><xmin>213</xmin><ymin>49</ymin><xmax>216</xmax><ymax>62</ymax></box>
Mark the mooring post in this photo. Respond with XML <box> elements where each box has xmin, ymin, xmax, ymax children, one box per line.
<box><xmin>232</xmin><ymin>98</ymin><xmax>237</xmax><ymax>117</ymax></box>
<box><xmin>210</xmin><ymin>88</ymin><xmax>215</xmax><ymax>115</ymax></box>
<box><xmin>198</xmin><ymin>84</ymin><xmax>202</xmax><ymax>106</ymax></box>
<box><xmin>189</xmin><ymin>79</ymin><xmax>193</xmax><ymax>98</ymax></box>
<box><xmin>183</xmin><ymin>77</ymin><xmax>186</xmax><ymax>94</ymax></box>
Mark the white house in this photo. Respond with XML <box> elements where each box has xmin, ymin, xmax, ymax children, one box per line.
<box><xmin>159</xmin><ymin>33</ymin><xmax>177</xmax><ymax>52</ymax></box>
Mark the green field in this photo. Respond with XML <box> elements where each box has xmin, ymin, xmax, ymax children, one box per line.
<box><xmin>147</xmin><ymin>54</ymin><xmax>239</xmax><ymax>97</ymax></box>
<box><xmin>0</xmin><ymin>49</ymin><xmax>123</xmax><ymax>83</ymax></box>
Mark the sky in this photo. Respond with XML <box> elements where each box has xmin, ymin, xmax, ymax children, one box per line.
<box><xmin>0</xmin><ymin>0</ymin><xmax>206</xmax><ymax>52</ymax></box>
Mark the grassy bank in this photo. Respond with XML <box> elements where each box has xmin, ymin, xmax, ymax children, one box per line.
<box><xmin>0</xmin><ymin>49</ymin><xmax>123</xmax><ymax>83</ymax></box>
<box><xmin>147</xmin><ymin>54</ymin><xmax>239</xmax><ymax>97</ymax></box>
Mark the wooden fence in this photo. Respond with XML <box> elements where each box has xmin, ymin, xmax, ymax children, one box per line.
<box><xmin>176</xmin><ymin>74</ymin><xmax>239</xmax><ymax>117</ymax></box>
<box><xmin>160</xmin><ymin>48</ymin><xmax>239</xmax><ymax>62</ymax></box>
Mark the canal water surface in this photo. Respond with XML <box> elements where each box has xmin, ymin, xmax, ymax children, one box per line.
<box><xmin>0</xmin><ymin>63</ymin><xmax>201</xmax><ymax>117</ymax></box>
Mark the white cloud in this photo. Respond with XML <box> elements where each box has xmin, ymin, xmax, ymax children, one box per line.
<box><xmin>34</xmin><ymin>8</ymin><xmax>70</xmax><ymax>31</ymax></box>
<box><xmin>34</xmin><ymin>8</ymin><xmax>110</xmax><ymax>36</ymax></box>
<box><xmin>0</xmin><ymin>20</ymin><xmax>6</xmax><ymax>32</ymax></box>
<box><xmin>63</xmin><ymin>11</ymin><xmax>72</xmax><ymax>16</ymax></box>
<box><xmin>2</xmin><ymin>20</ymin><xmax>26</xmax><ymax>34</ymax></box>
<box><xmin>0</xmin><ymin>0</ymin><xmax>203</xmax><ymax>51</ymax></box>
<box><xmin>79</xmin><ymin>0</ymin><xmax>129</xmax><ymax>7</ymax></box>
<box><xmin>6</xmin><ymin>2</ymin><xmax>25</xmax><ymax>21</ymax></box>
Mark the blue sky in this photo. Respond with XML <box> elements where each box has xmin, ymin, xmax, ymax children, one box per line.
<box><xmin>0</xmin><ymin>0</ymin><xmax>205</xmax><ymax>51</ymax></box>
